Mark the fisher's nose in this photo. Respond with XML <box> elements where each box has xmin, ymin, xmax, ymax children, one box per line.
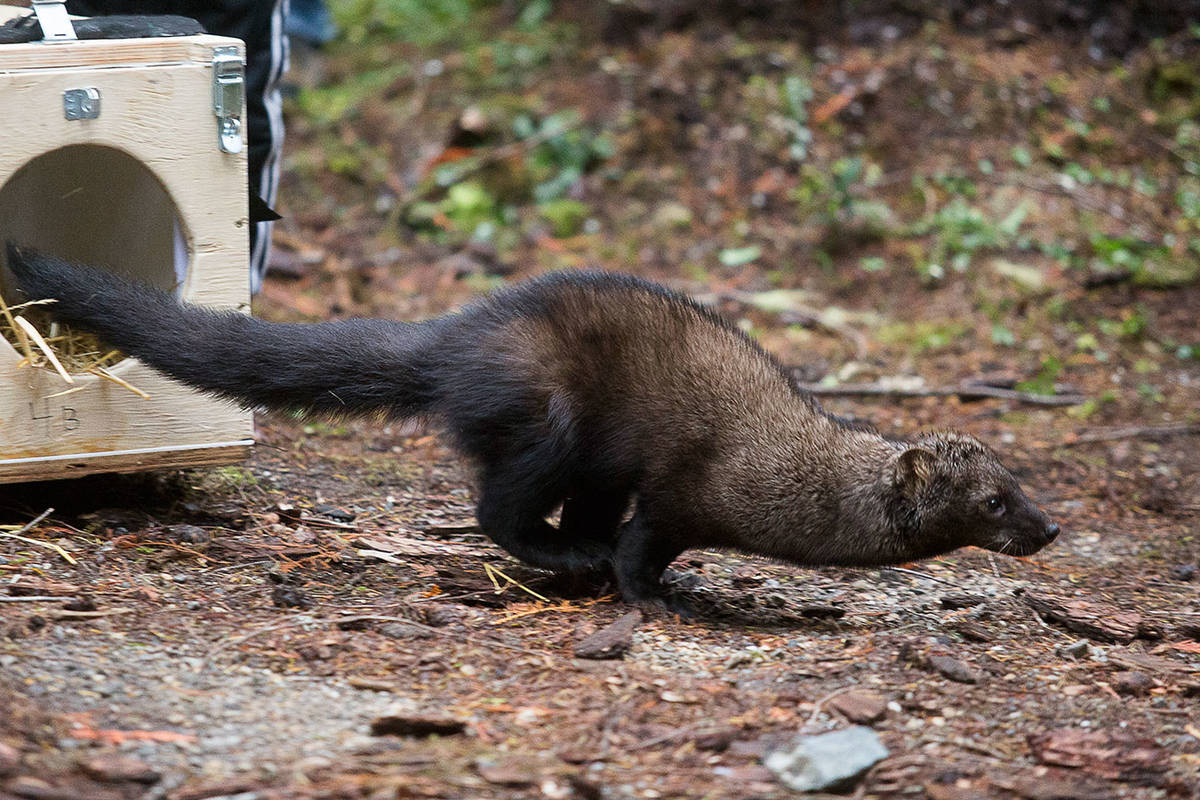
<box><xmin>1045</xmin><ymin>523</ymin><xmax>1061</xmax><ymax>542</ymax></box>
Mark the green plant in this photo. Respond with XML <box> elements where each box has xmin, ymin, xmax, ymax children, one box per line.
<box><xmin>906</xmin><ymin>197</ymin><xmax>1029</xmax><ymax>280</ymax></box>
<box><xmin>782</xmin><ymin>75</ymin><xmax>814</xmax><ymax>162</ymax></box>
<box><xmin>538</xmin><ymin>198</ymin><xmax>590</xmax><ymax>237</ymax></box>
<box><xmin>1017</xmin><ymin>356</ymin><xmax>1062</xmax><ymax>395</ymax></box>
<box><xmin>792</xmin><ymin>157</ymin><xmax>893</xmax><ymax>249</ymax></box>
<box><xmin>334</xmin><ymin>0</ymin><xmax>492</xmax><ymax>47</ymax></box>
<box><xmin>516</xmin><ymin>111</ymin><xmax>613</xmax><ymax>202</ymax></box>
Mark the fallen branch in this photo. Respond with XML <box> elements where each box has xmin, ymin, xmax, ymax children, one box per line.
<box><xmin>0</xmin><ymin>595</ymin><xmax>66</xmax><ymax>603</ymax></box>
<box><xmin>794</xmin><ymin>380</ymin><xmax>1085</xmax><ymax>407</ymax></box>
<box><xmin>1064</xmin><ymin>424</ymin><xmax>1200</xmax><ymax>444</ymax></box>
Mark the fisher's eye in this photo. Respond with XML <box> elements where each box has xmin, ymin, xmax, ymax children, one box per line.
<box><xmin>985</xmin><ymin>495</ymin><xmax>1006</xmax><ymax>516</ymax></box>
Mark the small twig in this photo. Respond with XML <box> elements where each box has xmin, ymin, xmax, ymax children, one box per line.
<box><xmin>48</xmin><ymin>608</ymin><xmax>134</xmax><ymax>620</ymax></box>
<box><xmin>628</xmin><ymin>721</ymin><xmax>714</xmax><ymax>751</ymax></box>
<box><xmin>806</xmin><ymin>685</ymin><xmax>857</xmax><ymax>728</ymax></box>
<box><xmin>200</xmin><ymin>558</ymin><xmax>273</xmax><ymax>574</ymax></box>
<box><xmin>881</xmin><ymin>566</ymin><xmax>957</xmax><ymax>587</ymax></box>
<box><xmin>923</xmin><ymin>734</ymin><xmax>1011</xmax><ymax>761</ymax></box>
<box><xmin>1064</xmin><ymin>424</ymin><xmax>1200</xmax><ymax>445</ymax></box>
<box><xmin>1027</xmin><ymin>606</ymin><xmax>1073</xmax><ymax>640</ymax></box>
<box><xmin>794</xmin><ymin>380</ymin><xmax>1085</xmax><ymax>407</ymax></box>
<box><xmin>0</xmin><ymin>595</ymin><xmax>65</xmax><ymax>603</ymax></box>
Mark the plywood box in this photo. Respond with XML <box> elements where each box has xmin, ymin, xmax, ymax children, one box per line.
<box><xmin>0</xmin><ymin>6</ymin><xmax>255</xmax><ymax>482</ymax></box>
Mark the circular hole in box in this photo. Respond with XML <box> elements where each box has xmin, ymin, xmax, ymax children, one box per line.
<box><xmin>0</xmin><ymin>144</ymin><xmax>187</xmax><ymax>374</ymax></box>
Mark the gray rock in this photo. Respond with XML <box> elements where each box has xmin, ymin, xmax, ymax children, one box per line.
<box><xmin>763</xmin><ymin>726</ymin><xmax>889</xmax><ymax>792</ymax></box>
<box><xmin>1057</xmin><ymin>639</ymin><xmax>1090</xmax><ymax>659</ymax></box>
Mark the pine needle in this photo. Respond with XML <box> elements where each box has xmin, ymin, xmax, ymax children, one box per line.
<box><xmin>483</xmin><ymin>562</ymin><xmax>550</xmax><ymax>602</ymax></box>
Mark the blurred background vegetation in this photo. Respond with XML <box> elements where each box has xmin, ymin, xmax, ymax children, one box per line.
<box><xmin>271</xmin><ymin>0</ymin><xmax>1200</xmax><ymax>428</ymax></box>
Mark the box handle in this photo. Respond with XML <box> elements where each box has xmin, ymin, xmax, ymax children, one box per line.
<box><xmin>32</xmin><ymin>0</ymin><xmax>77</xmax><ymax>42</ymax></box>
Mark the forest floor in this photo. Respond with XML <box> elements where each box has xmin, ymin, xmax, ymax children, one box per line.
<box><xmin>2</xmin><ymin>2</ymin><xmax>1200</xmax><ymax>798</ymax></box>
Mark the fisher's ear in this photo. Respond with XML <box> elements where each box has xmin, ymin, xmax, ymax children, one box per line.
<box><xmin>894</xmin><ymin>447</ymin><xmax>937</xmax><ymax>496</ymax></box>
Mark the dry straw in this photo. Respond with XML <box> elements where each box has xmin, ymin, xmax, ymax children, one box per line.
<box><xmin>0</xmin><ymin>289</ymin><xmax>150</xmax><ymax>398</ymax></box>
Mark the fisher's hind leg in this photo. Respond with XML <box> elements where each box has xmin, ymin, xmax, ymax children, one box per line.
<box><xmin>474</xmin><ymin>462</ymin><xmax>614</xmax><ymax>574</ymax></box>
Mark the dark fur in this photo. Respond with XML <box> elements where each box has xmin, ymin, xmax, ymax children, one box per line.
<box><xmin>5</xmin><ymin>244</ymin><xmax>1059</xmax><ymax>607</ymax></box>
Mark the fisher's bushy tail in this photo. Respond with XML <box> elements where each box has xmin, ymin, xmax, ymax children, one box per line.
<box><xmin>5</xmin><ymin>243</ymin><xmax>445</xmax><ymax>418</ymax></box>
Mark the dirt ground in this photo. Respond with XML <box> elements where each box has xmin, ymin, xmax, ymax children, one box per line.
<box><xmin>2</xmin><ymin>2</ymin><xmax>1200</xmax><ymax>798</ymax></box>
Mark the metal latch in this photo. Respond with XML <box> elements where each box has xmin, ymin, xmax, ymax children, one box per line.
<box><xmin>212</xmin><ymin>46</ymin><xmax>245</xmax><ymax>154</ymax></box>
<box><xmin>32</xmin><ymin>0</ymin><xmax>77</xmax><ymax>42</ymax></box>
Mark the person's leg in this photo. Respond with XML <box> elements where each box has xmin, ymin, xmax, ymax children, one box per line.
<box><xmin>67</xmin><ymin>0</ymin><xmax>289</xmax><ymax>294</ymax></box>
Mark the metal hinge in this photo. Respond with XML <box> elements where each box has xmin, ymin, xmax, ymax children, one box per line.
<box><xmin>32</xmin><ymin>0</ymin><xmax>77</xmax><ymax>42</ymax></box>
<box><xmin>211</xmin><ymin>46</ymin><xmax>245</xmax><ymax>154</ymax></box>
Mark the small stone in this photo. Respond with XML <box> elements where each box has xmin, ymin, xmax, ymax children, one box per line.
<box><xmin>296</xmin><ymin>643</ymin><xmax>336</xmax><ymax>661</ymax></box>
<box><xmin>164</xmin><ymin>525</ymin><xmax>209</xmax><ymax>544</ymax></box>
<box><xmin>828</xmin><ymin>690</ymin><xmax>889</xmax><ymax>724</ymax></box>
<box><xmin>693</xmin><ymin>727</ymin><xmax>739</xmax><ymax>752</ymax></box>
<box><xmin>1112</xmin><ymin>671</ymin><xmax>1154</xmax><ymax>696</ymax></box>
<box><xmin>573</xmin><ymin>610</ymin><xmax>642</xmax><ymax>660</ymax></box>
<box><xmin>314</xmin><ymin>504</ymin><xmax>356</xmax><ymax>523</ymax></box>
<box><xmin>369</xmin><ymin>714</ymin><xmax>466</xmax><ymax>738</ymax></box>
<box><xmin>5</xmin><ymin>776</ymin><xmax>56</xmax><ymax>798</ymax></box>
<box><xmin>272</xmin><ymin>503</ymin><xmax>303</xmax><ymax>523</ymax></box>
<box><xmin>271</xmin><ymin>585</ymin><xmax>312</xmax><ymax>609</ymax></box>
<box><xmin>81</xmin><ymin>755</ymin><xmax>161</xmax><ymax>784</ymax></box>
<box><xmin>764</xmin><ymin>726</ymin><xmax>889</xmax><ymax>792</ymax></box>
<box><xmin>475</xmin><ymin>757</ymin><xmax>536</xmax><ymax>787</ymax></box>
<box><xmin>928</xmin><ymin>655</ymin><xmax>980</xmax><ymax>684</ymax></box>
<box><xmin>1057</xmin><ymin>640</ymin><xmax>1090</xmax><ymax>659</ymax></box>
<box><xmin>940</xmin><ymin>593</ymin><xmax>986</xmax><ymax>610</ymax></box>
<box><xmin>1170</xmin><ymin>563</ymin><xmax>1197</xmax><ymax>582</ymax></box>
<box><xmin>0</xmin><ymin>742</ymin><xmax>18</xmax><ymax>776</ymax></box>
<box><xmin>376</xmin><ymin>622</ymin><xmax>435</xmax><ymax>640</ymax></box>
<box><xmin>61</xmin><ymin>595</ymin><xmax>97</xmax><ymax>612</ymax></box>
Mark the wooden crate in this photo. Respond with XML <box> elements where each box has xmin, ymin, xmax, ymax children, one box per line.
<box><xmin>0</xmin><ymin>7</ymin><xmax>254</xmax><ymax>482</ymax></box>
